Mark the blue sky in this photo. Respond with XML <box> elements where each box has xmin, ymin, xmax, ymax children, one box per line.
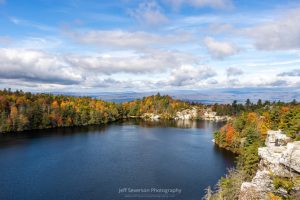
<box><xmin>0</xmin><ymin>0</ymin><xmax>299</xmax><ymax>92</ymax></box>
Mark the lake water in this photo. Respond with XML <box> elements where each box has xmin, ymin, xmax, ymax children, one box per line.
<box><xmin>0</xmin><ymin>119</ymin><xmax>235</xmax><ymax>200</ymax></box>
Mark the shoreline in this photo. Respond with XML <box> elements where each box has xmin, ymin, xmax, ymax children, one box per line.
<box><xmin>0</xmin><ymin>117</ymin><xmax>228</xmax><ymax>134</ymax></box>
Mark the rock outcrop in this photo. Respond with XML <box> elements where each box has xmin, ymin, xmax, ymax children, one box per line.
<box><xmin>141</xmin><ymin>113</ymin><xmax>160</xmax><ymax>120</ymax></box>
<box><xmin>202</xmin><ymin>110</ymin><xmax>231</xmax><ymax>121</ymax></box>
<box><xmin>141</xmin><ymin>108</ymin><xmax>231</xmax><ymax>121</ymax></box>
<box><xmin>265</xmin><ymin>130</ymin><xmax>291</xmax><ymax>147</ymax></box>
<box><xmin>280</xmin><ymin>142</ymin><xmax>300</xmax><ymax>174</ymax></box>
<box><xmin>175</xmin><ymin>108</ymin><xmax>198</xmax><ymax>120</ymax></box>
<box><xmin>239</xmin><ymin>130</ymin><xmax>300</xmax><ymax>200</ymax></box>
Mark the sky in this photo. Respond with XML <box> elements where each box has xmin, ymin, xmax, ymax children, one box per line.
<box><xmin>0</xmin><ymin>0</ymin><xmax>299</xmax><ymax>93</ymax></box>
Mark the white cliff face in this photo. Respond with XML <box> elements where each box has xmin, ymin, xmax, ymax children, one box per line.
<box><xmin>175</xmin><ymin>108</ymin><xmax>198</xmax><ymax>120</ymax></box>
<box><xmin>204</xmin><ymin>111</ymin><xmax>217</xmax><ymax>118</ymax></box>
<box><xmin>202</xmin><ymin>109</ymin><xmax>231</xmax><ymax>121</ymax></box>
<box><xmin>141</xmin><ymin>113</ymin><xmax>160</xmax><ymax>120</ymax></box>
<box><xmin>140</xmin><ymin>108</ymin><xmax>231</xmax><ymax>121</ymax></box>
<box><xmin>258</xmin><ymin>146</ymin><xmax>290</xmax><ymax>177</ymax></box>
<box><xmin>240</xmin><ymin>170</ymin><xmax>274</xmax><ymax>199</ymax></box>
<box><xmin>279</xmin><ymin>141</ymin><xmax>300</xmax><ymax>174</ymax></box>
<box><xmin>141</xmin><ymin>108</ymin><xmax>198</xmax><ymax>120</ymax></box>
<box><xmin>239</xmin><ymin>130</ymin><xmax>300</xmax><ymax>200</ymax></box>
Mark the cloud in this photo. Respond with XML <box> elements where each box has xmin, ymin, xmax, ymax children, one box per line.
<box><xmin>9</xmin><ymin>16</ymin><xmax>55</xmax><ymax>32</ymax></box>
<box><xmin>0</xmin><ymin>47</ymin><xmax>200</xmax><ymax>87</ymax></box>
<box><xmin>226</xmin><ymin>67</ymin><xmax>243</xmax><ymax>77</ymax></box>
<box><xmin>268</xmin><ymin>80</ymin><xmax>288</xmax><ymax>87</ymax></box>
<box><xmin>10</xmin><ymin>37</ymin><xmax>63</xmax><ymax>50</ymax></box>
<box><xmin>243</xmin><ymin>7</ymin><xmax>300</xmax><ymax>50</ymax></box>
<box><xmin>278</xmin><ymin>69</ymin><xmax>300</xmax><ymax>77</ymax></box>
<box><xmin>83</xmin><ymin>78</ymin><xmax>155</xmax><ymax>90</ymax></box>
<box><xmin>0</xmin><ymin>47</ymin><xmax>296</xmax><ymax>90</ymax></box>
<box><xmin>0</xmin><ymin>48</ymin><xmax>83</xmax><ymax>85</ymax></box>
<box><xmin>67</xmin><ymin>29</ymin><xmax>191</xmax><ymax>49</ymax></box>
<box><xmin>164</xmin><ymin>0</ymin><xmax>233</xmax><ymax>9</ymax></box>
<box><xmin>84</xmin><ymin>78</ymin><xmax>132</xmax><ymax>88</ymax></box>
<box><xmin>226</xmin><ymin>78</ymin><xmax>240</xmax><ymax>86</ymax></box>
<box><xmin>203</xmin><ymin>37</ymin><xmax>239</xmax><ymax>59</ymax></box>
<box><xmin>128</xmin><ymin>1</ymin><xmax>168</xmax><ymax>26</ymax></box>
<box><xmin>66</xmin><ymin>49</ymin><xmax>199</xmax><ymax>74</ymax></box>
<box><xmin>160</xmin><ymin>65</ymin><xmax>217</xmax><ymax>87</ymax></box>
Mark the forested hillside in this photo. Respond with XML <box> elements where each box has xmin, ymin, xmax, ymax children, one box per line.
<box><xmin>1</xmin><ymin>89</ymin><xmax>298</xmax><ymax>136</ymax></box>
<box><xmin>0</xmin><ymin>90</ymin><xmax>193</xmax><ymax>133</ymax></box>
<box><xmin>211</xmin><ymin>99</ymin><xmax>298</xmax><ymax>116</ymax></box>
<box><xmin>122</xmin><ymin>93</ymin><xmax>192</xmax><ymax>118</ymax></box>
<box><xmin>214</xmin><ymin>102</ymin><xmax>300</xmax><ymax>152</ymax></box>
<box><xmin>0</xmin><ymin>89</ymin><xmax>123</xmax><ymax>132</ymax></box>
<box><xmin>209</xmin><ymin>101</ymin><xmax>300</xmax><ymax>199</ymax></box>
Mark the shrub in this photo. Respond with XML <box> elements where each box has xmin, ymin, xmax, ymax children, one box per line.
<box><xmin>273</xmin><ymin>177</ymin><xmax>294</xmax><ymax>193</ymax></box>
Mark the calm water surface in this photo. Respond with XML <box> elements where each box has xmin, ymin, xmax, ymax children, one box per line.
<box><xmin>0</xmin><ymin>119</ymin><xmax>235</xmax><ymax>200</ymax></box>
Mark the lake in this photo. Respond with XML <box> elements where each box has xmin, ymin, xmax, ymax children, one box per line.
<box><xmin>0</xmin><ymin>119</ymin><xmax>235</xmax><ymax>200</ymax></box>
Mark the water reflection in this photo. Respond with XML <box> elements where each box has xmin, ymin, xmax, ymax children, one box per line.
<box><xmin>123</xmin><ymin>118</ymin><xmax>224</xmax><ymax>129</ymax></box>
<box><xmin>0</xmin><ymin>119</ymin><xmax>226</xmax><ymax>147</ymax></box>
<box><xmin>0</xmin><ymin>119</ymin><xmax>235</xmax><ymax>200</ymax></box>
<box><xmin>0</xmin><ymin>124</ymin><xmax>109</xmax><ymax>147</ymax></box>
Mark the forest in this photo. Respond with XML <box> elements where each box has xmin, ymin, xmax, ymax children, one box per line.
<box><xmin>0</xmin><ymin>89</ymin><xmax>298</xmax><ymax>135</ymax></box>
<box><xmin>1</xmin><ymin>89</ymin><xmax>299</xmax><ymax>199</ymax></box>
<box><xmin>0</xmin><ymin>89</ymin><xmax>191</xmax><ymax>133</ymax></box>
<box><xmin>210</xmin><ymin>99</ymin><xmax>300</xmax><ymax>199</ymax></box>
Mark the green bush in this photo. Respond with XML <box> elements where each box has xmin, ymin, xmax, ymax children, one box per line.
<box><xmin>273</xmin><ymin>177</ymin><xmax>294</xmax><ymax>193</ymax></box>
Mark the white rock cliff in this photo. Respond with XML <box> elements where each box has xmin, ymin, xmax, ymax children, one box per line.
<box><xmin>239</xmin><ymin>130</ymin><xmax>300</xmax><ymax>199</ymax></box>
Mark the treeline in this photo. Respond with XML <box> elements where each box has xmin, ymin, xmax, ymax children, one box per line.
<box><xmin>214</xmin><ymin>103</ymin><xmax>300</xmax><ymax>152</ymax></box>
<box><xmin>208</xmin><ymin>102</ymin><xmax>300</xmax><ymax>199</ymax></box>
<box><xmin>122</xmin><ymin>93</ymin><xmax>192</xmax><ymax>118</ymax></box>
<box><xmin>1</xmin><ymin>89</ymin><xmax>299</xmax><ymax>135</ymax></box>
<box><xmin>0</xmin><ymin>90</ymin><xmax>193</xmax><ymax>133</ymax></box>
<box><xmin>0</xmin><ymin>89</ymin><xmax>123</xmax><ymax>132</ymax></box>
<box><xmin>212</xmin><ymin>99</ymin><xmax>298</xmax><ymax>116</ymax></box>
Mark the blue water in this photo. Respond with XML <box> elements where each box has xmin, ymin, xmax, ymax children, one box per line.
<box><xmin>0</xmin><ymin>119</ymin><xmax>235</xmax><ymax>200</ymax></box>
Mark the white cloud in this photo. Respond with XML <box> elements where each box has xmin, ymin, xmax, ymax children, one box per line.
<box><xmin>0</xmin><ymin>48</ymin><xmax>83</xmax><ymax>85</ymax></box>
<box><xmin>0</xmin><ymin>47</ymin><xmax>297</xmax><ymax>90</ymax></box>
<box><xmin>160</xmin><ymin>65</ymin><xmax>216</xmax><ymax>87</ymax></box>
<box><xmin>0</xmin><ymin>48</ymin><xmax>200</xmax><ymax>87</ymax></box>
<box><xmin>11</xmin><ymin>37</ymin><xmax>62</xmax><ymax>50</ymax></box>
<box><xmin>164</xmin><ymin>0</ymin><xmax>233</xmax><ymax>9</ymax></box>
<box><xmin>278</xmin><ymin>69</ymin><xmax>300</xmax><ymax>77</ymax></box>
<box><xmin>9</xmin><ymin>16</ymin><xmax>55</xmax><ymax>32</ymax></box>
<box><xmin>66</xmin><ymin>49</ymin><xmax>199</xmax><ymax>74</ymax></box>
<box><xmin>226</xmin><ymin>67</ymin><xmax>243</xmax><ymax>77</ymax></box>
<box><xmin>231</xmin><ymin>75</ymin><xmax>297</xmax><ymax>88</ymax></box>
<box><xmin>67</xmin><ymin>29</ymin><xmax>191</xmax><ymax>49</ymax></box>
<box><xmin>203</xmin><ymin>37</ymin><xmax>239</xmax><ymax>59</ymax></box>
<box><xmin>128</xmin><ymin>1</ymin><xmax>168</xmax><ymax>26</ymax></box>
<box><xmin>268</xmin><ymin>80</ymin><xmax>288</xmax><ymax>87</ymax></box>
<box><xmin>243</xmin><ymin>7</ymin><xmax>300</xmax><ymax>50</ymax></box>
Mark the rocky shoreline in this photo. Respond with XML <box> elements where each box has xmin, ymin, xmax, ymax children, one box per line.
<box><xmin>140</xmin><ymin>108</ymin><xmax>231</xmax><ymax>121</ymax></box>
<box><xmin>239</xmin><ymin>130</ymin><xmax>300</xmax><ymax>199</ymax></box>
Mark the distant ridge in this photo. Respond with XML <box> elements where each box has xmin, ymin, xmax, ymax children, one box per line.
<box><xmin>44</xmin><ymin>87</ymin><xmax>299</xmax><ymax>104</ymax></box>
